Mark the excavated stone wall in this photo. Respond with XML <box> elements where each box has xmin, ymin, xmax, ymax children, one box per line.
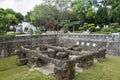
<box><xmin>0</xmin><ymin>34</ymin><xmax>120</xmax><ymax>58</ymax></box>
<box><xmin>0</xmin><ymin>35</ymin><xmax>57</xmax><ymax>58</ymax></box>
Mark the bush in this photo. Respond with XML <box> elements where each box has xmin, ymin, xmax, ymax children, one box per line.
<box><xmin>89</xmin><ymin>26</ymin><xmax>96</xmax><ymax>32</ymax></box>
<box><xmin>116</xmin><ymin>28</ymin><xmax>120</xmax><ymax>32</ymax></box>
<box><xmin>79</xmin><ymin>23</ymin><xmax>96</xmax><ymax>32</ymax></box>
<box><xmin>15</xmin><ymin>32</ymin><xmax>25</xmax><ymax>34</ymax></box>
<box><xmin>34</xmin><ymin>29</ymin><xmax>41</xmax><ymax>35</ymax></box>
<box><xmin>101</xmin><ymin>27</ymin><xmax>113</xmax><ymax>34</ymax></box>
<box><xmin>0</xmin><ymin>34</ymin><xmax>15</xmax><ymax>37</ymax></box>
<box><xmin>79</xmin><ymin>27</ymin><xmax>85</xmax><ymax>31</ymax></box>
<box><xmin>88</xmin><ymin>24</ymin><xmax>96</xmax><ymax>32</ymax></box>
<box><xmin>110</xmin><ymin>23</ymin><xmax>119</xmax><ymax>28</ymax></box>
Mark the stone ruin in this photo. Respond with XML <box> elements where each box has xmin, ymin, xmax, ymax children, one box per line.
<box><xmin>15</xmin><ymin>44</ymin><xmax>107</xmax><ymax>80</ymax></box>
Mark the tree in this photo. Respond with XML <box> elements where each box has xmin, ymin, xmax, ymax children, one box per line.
<box><xmin>71</xmin><ymin>0</ymin><xmax>85</xmax><ymax>20</ymax></box>
<box><xmin>71</xmin><ymin>0</ymin><xmax>94</xmax><ymax>23</ymax></box>
<box><xmin>6</xmin><ymin>14</ymin><xmax>18</xmax><ymax>25</ymax></box>
<box><xmin>101</xmin><ymin>0</ymin><xmax>120</xmax><ymax>24</ymax></box>
<box><xmin>0</xmin><ymin>8</ymin><xmax>24</xmax><ymax>33</ymax></box>
<box><xmin>30</xmin><ymin>4</ymin><xmax>58</xmax><ymax>26</ymax></box>
<box><xmin>95</xmin><ymin>7</ymin><xmax>108</xmax><ymax>26</ymax></box>
<box><xmin>15</xmin><ymin>13</ymin><xmax>24</xmax><ymax>22</ymax></box>
<box><xmin>24</xmin><ymin>12</ymin><xmax>32</xmax><ymax>22</ymax></box>
<box><xmin>86</xmin><ymin>7</ymin><xmax>94</xmax><ymax>23</ymax></box>
<box><xmin>29</xmin><ymin>0</ymin><xmax>74</xmax><ymax>31</ymax></box>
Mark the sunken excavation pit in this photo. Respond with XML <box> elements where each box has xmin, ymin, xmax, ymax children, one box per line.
<box><xmin>16</xmin><ymin>44</ymin><xmax>106</xmax><ymax>80</ymax></box>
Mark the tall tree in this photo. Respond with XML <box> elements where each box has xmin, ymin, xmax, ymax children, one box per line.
<box><xmin>95</xmin><ymin>7</ymin><xmax>108</xmax><ymax>26</ymax></box>
<box><xmin>0</xmin><ymin>8</ymin><xmax>24</xmax><ymax>33</ymax></box>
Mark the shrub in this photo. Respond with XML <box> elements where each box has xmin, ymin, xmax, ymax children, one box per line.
<box><xmin>110</xmin><ymin>23</ymin><xmax>119</xmax><ymax>28</ymax></box>
<box><xmin>116</xmin><ymin>28</ymin><xmax>120</xmax><ymax>32</ymax></box>
<box><xmin>89</xmin><ymin>26</ymin><xmax>96</xmax><ymax>32</ymax></box>
<box><xmin>0</xmin><ymin>34</ymin><xmax>15</xmax><ymax>37</ymax></box>
<box><xmin>88</xmin><ymin>24</ymin><xmax>96</xmax><ymax>32</ymax></box>
<box><xmin>34</xmin><ymin>29</ymin><xmax>41</xmax><ymax>35</ymax></box>
<box><xmin>101</xmin><ymin>27</ymin><xmax>113</xmax><ymax>34</ymax></box>
<box><xmin>15</xmin><ymin>32</ymin><xmax>25</xmax><ymax>34</ymax></box>
<box><xmin>79</xmin><ymin>23</ymin><xmax>96</xmax><ymax>32</ymax></box>
<box><xmin>79</xmin><ymin>27</ymin><xmax>84</xmax><ymax>31</ymax></box>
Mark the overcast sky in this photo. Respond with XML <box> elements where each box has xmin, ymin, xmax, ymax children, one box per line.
<box><xmin>0</xmin><ymin>0</ymin><xmax>43</xmax><ymax>15</ymax></box>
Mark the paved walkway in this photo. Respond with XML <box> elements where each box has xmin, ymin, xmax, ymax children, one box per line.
<box><xmin>30</xmin><ymin>63</ymin><xmax>83</xmax><ymax>75</ymax></box>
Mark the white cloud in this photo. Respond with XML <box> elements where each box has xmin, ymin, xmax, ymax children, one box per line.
<box><xmin>0</xmin><ymin>0</ymin><xmax>43</xmax><ymax>15</ymax></box>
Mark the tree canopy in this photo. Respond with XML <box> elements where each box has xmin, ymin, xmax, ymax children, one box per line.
<box><xmin>0</xmin><ymin>8</ymin><xmax>24</xmax><ymax>33</ymax></box>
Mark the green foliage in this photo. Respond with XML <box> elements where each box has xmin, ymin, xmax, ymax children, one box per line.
<box><xmin>107</xmin><ymin>0</ymin><xmax>120</xmax><ymax>24</ymax></box>
<box><xmin>109</xmin><ymin>23</ymin><xmax>120</xmax><ymax>32</ymax></box>
<box><xmin>110</xmin><ymin>23</ymin><xmax>119</xmax><ymax>28</ymax></box>
<box><xmin>26</xmin><ymin>1</ymin><xmax>74</xmax><ymax>30</ymax></box>
<box><xmin>15</xmin><ymin>32</ymin><xmax>25</xmax><ymax>35</ymax></box>
<box><xmin>101</xmin><ymin>27</ymin><xmax>113</xmax><ymax>34</ymax></box>
<box><xmin>14</xmin><ymin>71</ymin><xmax>53</xmax><ymax>80</ymax></box>
<box><xmin>0</xmin><ymin>56</ymin><xmax>28</xmax><ymax>80</ymax></box>
<box><xmin>0</xmin><ymin>56</ymin><xmax>52</xmax><ymax>80</ymax></box>
<box><xmin>116</xmin><ymin>28</ymin><xmax>120</xmax><ymax>32</ymax></box>
<box><xmin>1</xmin><ymin>56</ymin><xmax>120</xmax><ymax>80</ymax></box>
<box><xmin>59</xmin><ymin>20</ymin><xmax>72</xmax><ymax>33</ymax></box>
<box><xmin>0</xmin><ymin>8</ymin><xmax>24</xmax><ymax>33</ymax></box>
<box><xmin>24</xmin><ymin>12</ymin><xmax>31</xmax><ymax>22</ymax></box>
<box><xmin>89</xmin><ymin>24</ymin><xmax>96</xmax><ymax>32</ymax></box>
<box><xmin>30</xmin><ymin>4</ymin><xmax>59</xmax><ymax>26</ymax></box>
<box><xmin>23</xmin><ymin>0</ymin><xmax>120</xmax><ymax>33</ymax></box>
<box><xmin>34</xmin><ymin>29</ymin><xmax>42</xmax><ymax>35</ymax></box>
<box><xmin>76</xmin><ymin>55</ymin><xmax>120</xmax><ymax>80</ymax></box>
<box><xmin>86</xmin><ymin>8</ymin><xmax>94</xmax><ymax>23</ymax></box>
<box><xmin>95</xmin><ymin>7</ymin><xmax>108</xmax><ymax>25</ymax></box>
<box><xmin>79</xmin><ymin>27</ymin><xmax>85</xmax><ymax>31</ymax></box>
<box><xmin>0</xmin><ymin>34</ymin><xmax>15</xmax><ymax>37</ymax></box>
<box><xmin>71</xmin><ymin>0</ymin><xmax>95</xmax><ymax>23</ymax></box>
<box><xmin>79</xmin><ymin>23</ymin><xmax>96</xmax><ymax>32</ymax></box>
<box><xmin>15</xmin><ymin>12</ymin><xmax>24</xmax><ymax>22</ymax></box>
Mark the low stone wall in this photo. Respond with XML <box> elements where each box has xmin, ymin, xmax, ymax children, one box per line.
<box><xmin>0</xmin><ymin>35</ymin><xmax>57</xmax><ymax>58</ymax></box>
<box><xmin>57</xmin><ymin>34</ymin><xmax>120</xmax><ymax>56</ymax></box>
<box><xmin>0</xmin><ymin>34</ymin><xmax>120</xmax><ymax>58</ymax></box>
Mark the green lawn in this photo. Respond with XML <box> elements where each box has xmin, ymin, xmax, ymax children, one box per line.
<box><xmin>0</xmin><ymin>55</ymin><xmax>120</xmax><ymax>80</ymax></box>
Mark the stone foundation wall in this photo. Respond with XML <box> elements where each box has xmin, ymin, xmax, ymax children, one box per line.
<box><xmin>57</xmin><ymin>34</ymin><xmax>120</xmax><ymax>56</ymax></box>
<box><xmin>0</xmin><ymin>35</ymin><xmax>57</xmax><ymax>58</ymax></box>
<box><xmin>0</xmin><ymin>34</ymin><xmax>120</xmax><ymax>58</ymax></box>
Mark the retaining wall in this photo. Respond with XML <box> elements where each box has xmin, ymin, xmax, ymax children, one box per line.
<box><xmin>57</xmin><ymin>34</ymin><xmax>120</xmax><ymax>56</ymax></box>
<box><xmin>0</xmin><ymin>35</ymin><xmax>57</xmax><ymax>58</ymax></box>
<box><xmin>0</xmin><ymin>34</ymin><xmax>120</xmax><ymax>58</ymax></box>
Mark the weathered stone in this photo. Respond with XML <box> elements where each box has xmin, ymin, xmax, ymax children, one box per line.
<box><xmin>17</xmin><ymin>45</ymin><xmax>107</xmax><ymax>80</ymax></box>
<box><xmin>54</xmin><ymin>60</ymin><xmax>75</xmax><ymax>80</ymax></box>
<box><xmin>56</xmin><ymin>52</ymin><xmax>69</xmax><ymax>60</ymax></box>
<box><xmin>15</xmin><ymin>49</ymin><xmax>28</xmax><ymax>65</ymax></box>
<box><xmin>94</xmin><ymin>48</ymin><xmax>106</xmax><ymax>62</ymax></box>
<box><xmin>77</xmin><ymin>52</ymin><xmax>94</xmax><ymax>69</ymax></box>
<box><xmin>68</xmin><ymin>45</ymin><xmax>82</xmax><ymax>52</ymax></box>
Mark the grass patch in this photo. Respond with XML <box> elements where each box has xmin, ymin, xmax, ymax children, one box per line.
<box><xmin>76</xmin><ymin>55</ymin><xmax>120</xmax><ymax>80</ymax></box>
<box><xmin>0</xmin><ymin>34</ymin><xmax>15</xmax><ymax>37</ymax></box>
<box><xmin>0</xmin><ymin>56</ymin><xmax>27</xmax><ymax>80</ymax></box>
<box><xmin>0</xmin><ymin>55</ymin><xmax>120</xmax><ymax>80</ymax></box>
